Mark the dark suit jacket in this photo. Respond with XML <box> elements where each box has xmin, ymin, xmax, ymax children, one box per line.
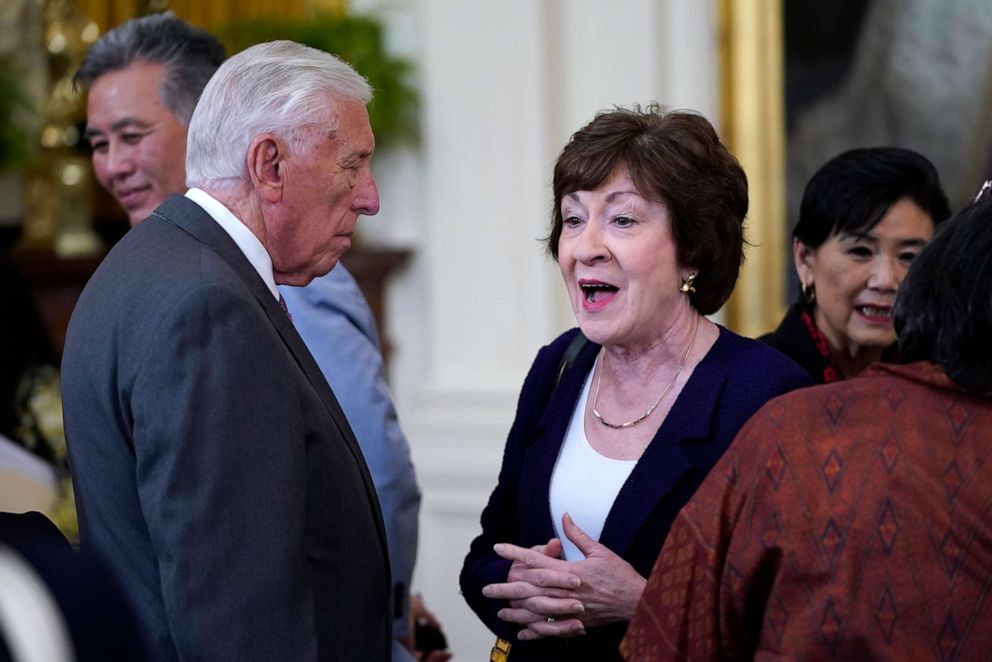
<box><xmin>460</xmin><ymin>326</ymin><xmax>811</xmax><ymax>660</ymax></box>
<box><xmin>758</xmin><ymin>303</ymin><xmax>833</xmax><ymax>384</ymax></box>
<box><xmin>61</xmin><ymin>195</ymin><xmax>392</xmax><ymax>661</ymax></box>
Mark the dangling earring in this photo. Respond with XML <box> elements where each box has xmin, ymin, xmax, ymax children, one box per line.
<box><xmin>679</xmin><ymin>273</ymin><xmax>697</xmax><ymax>294</ymax></box>
<box><xmin>801</xmin><ymin>281</ymin><xmax>816</xmax><ymax>304</ymax></box>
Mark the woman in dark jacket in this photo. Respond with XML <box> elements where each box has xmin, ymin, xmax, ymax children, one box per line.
<box><xmin>460</xmin><ymin>106</ymin><xmax>811</xmax><ymax>661</ymax></box>
<box><xmin>760</xmin><ymin>147</ymin><xmax>950</xmax><ymax>382</ymax></box>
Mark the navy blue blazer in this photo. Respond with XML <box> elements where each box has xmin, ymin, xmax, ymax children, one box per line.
<box><xmin>460</xmin><ymin>326</ymin><xmax>812</xmax><ymax>661</ymax></box>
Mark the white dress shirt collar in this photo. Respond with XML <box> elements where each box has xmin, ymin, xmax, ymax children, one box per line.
<box><xmin>184</xmin><ymin>187</ymin><xmax>280</xmax><ymax>300</ymax></box>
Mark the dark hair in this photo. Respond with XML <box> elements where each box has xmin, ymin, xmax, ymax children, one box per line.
<box><xmin>894</xmin><ymin>195</ymin><xmax>992</xmax><ymax>394</ymax></box>
<box><xmin>546</xmin><ymin>104</ymin><xmax>748</xmax><ymax>315</ymax></box>
<box><xmin>73</xmin><ymin>12</ymin><xmax>226</xmax><ymax>127</ymax></box>
<box><xmin>794</xmin><ymin>147</ymin><xmax>950</xmax><ymax>250</ymax></box>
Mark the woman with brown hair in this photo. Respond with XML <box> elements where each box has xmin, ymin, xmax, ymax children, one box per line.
<box><xmin>460</xmin><ymin>105</ymin><xmax>811</xmax><ymax>661</ymax></box>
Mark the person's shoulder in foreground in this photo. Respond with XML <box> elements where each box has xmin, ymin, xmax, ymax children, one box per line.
<box><xmin>624</xmin><ymin>362</ymin><xmax>992</xmax><ymax>661</ymax></box>
<box><xmin>0</xmin><ymin>512</ymin><xmax>147</xmax><ymax>661</ymax></box>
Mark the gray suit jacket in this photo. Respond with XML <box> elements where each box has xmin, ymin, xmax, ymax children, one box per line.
<box><xmin>281</xmin><ymin>267</ymin><xmax>421</xmax><ymax>662</ymax></box>
<box><xmin>62</xmin><ymin>195</ymin><xmax>391</xmax><ymax>661</ymax></box>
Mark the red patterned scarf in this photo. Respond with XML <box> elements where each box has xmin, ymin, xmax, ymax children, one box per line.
<box><xmin>798</xmin><ymin>308</ymin><xmax>840</xmax><ymax>383</ymax></box>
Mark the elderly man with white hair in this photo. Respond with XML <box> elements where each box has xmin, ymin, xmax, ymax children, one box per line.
<box><xmin>61</xmin><ymin>41</ymin><xmax>391</xmax><ymax>661</ymax></box>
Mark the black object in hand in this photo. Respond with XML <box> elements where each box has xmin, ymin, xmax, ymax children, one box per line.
<box><xmin>415</xmin><ymin>621</ymin><xmax>448</xmax><ymax>654</ymax></box>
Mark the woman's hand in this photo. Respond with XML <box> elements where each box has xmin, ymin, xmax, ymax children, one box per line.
<box><xmin>555</xmin><ymin>513</ymin><xmax>647</xmax><ymax>626</ymax></box>
<box><xmin>486</xmin><ymin>514</ymin><xmax>647</xmax><ymax>638</ymax></box>
<box><xmin>483</xmin><ymin>538</ymin><xmax>586</xmax><ymax>640</ymax></box>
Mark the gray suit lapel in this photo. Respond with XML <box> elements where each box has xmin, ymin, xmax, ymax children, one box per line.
<box><xmin>151</xmin><ymin>195</ymin><xmax>390</xmax><ymax>558</ymax></box>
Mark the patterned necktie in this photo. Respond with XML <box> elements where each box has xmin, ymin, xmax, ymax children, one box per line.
<box><xmin>277</xmin><ymin>295</ymin><xmax>293</xmax><ymax>323</ymax></box>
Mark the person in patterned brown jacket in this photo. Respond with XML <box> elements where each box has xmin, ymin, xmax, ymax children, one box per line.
<box><xmin>622</xmin><ymin>191</ymin><xmax>992</xmax><ymax>661</ymax></box>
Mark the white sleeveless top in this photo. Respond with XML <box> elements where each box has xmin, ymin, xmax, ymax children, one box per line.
<box><xmin>549</xmin><ymin>366</ymin><xmax>637</xmax><ymax>560</ymax></box>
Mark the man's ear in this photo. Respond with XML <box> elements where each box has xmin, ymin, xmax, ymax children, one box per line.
<box><xmin>246</xmin><ymin>134</ymin><xmax>284</xmax><ymax>203</ymax></box>
<box><xmin>793</xmin><ymin>237</ymin><xmax>815</xmax><ymax>286</ymax></box>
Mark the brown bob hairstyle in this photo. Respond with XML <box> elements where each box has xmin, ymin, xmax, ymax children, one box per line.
<box><xmin>546</xmin><ymin>104</ymin><xmax>748</xmax><ymax>315</ymax></box>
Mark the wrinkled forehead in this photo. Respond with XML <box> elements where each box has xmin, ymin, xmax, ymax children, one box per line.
<box><xmin>330</xmin><ymin>98</ymin><xmax>375</xmax><ymax>153</ymax></box>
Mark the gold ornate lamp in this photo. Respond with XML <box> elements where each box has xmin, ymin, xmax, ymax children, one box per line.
<box><xmin>21</xmin><ymin>0</ymin><xmax>101</xmax><ymax>257</ymax></box>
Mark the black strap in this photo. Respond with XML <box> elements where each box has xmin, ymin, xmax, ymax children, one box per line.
<box><xmin>553</xmin><ymin>331</ymin><xmax>589</xmax><ymax>392</ymax></box>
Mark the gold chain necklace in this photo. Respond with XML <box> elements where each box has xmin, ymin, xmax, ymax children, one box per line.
<box><xmin>591</xmin><ymin>316</ymin><xmax>700</xmax><ymax>430</ymax></box>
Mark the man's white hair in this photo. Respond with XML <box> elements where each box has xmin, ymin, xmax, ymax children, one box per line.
<box><xmin>185</xmin><ymin>40</ymin><xmax>372</xmax><ymax>189</ymax></box>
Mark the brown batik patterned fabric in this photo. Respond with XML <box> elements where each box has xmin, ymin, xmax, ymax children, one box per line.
<box><xmin>621</xmin><ymin>361</ymin><xmax>992</xmax><ymax>661</ymax></box>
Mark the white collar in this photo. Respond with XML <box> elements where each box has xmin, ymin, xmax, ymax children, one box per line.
<box><xmin>184</xmin><ymin>187</ymin><xmax>279</xmax><ymax>300</ymax></box>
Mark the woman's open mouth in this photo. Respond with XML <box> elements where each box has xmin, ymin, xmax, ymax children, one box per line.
<box><xmin>855</xmin><ymin>305</ymin><xmax>892</xmax><ymax>323</ymax></box>
<box><xmin>580</xmin><ymin>280</ymin><xmax>619</xmax><ymax>310</ymax></box>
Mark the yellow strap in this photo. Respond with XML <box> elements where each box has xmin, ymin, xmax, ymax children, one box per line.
<box><xmin>490</xmin><ymin>637</ymin><xmax>512</xmax><ymax>662</ymax></box>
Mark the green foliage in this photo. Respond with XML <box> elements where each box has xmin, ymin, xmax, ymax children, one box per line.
<box><xmin>221</xmin><ymin>13</ymin><xmax>418</xmax><ymax>149</ymax></box>
<box><xmin>0</xmin><ymin>57</ymin><xmax>34</xmax><ymax>171</ymax></box>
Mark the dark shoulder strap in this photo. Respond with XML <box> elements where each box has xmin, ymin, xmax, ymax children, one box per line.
<box><xmin>553</xmin><ymin>331</ymin><xmax>589</xmax><ymax>392</ymax></box>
